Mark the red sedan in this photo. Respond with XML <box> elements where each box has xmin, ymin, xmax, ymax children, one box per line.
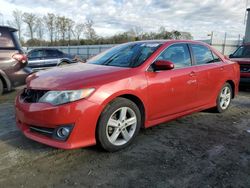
<box><xmin>15</xmin><ymin>40</ymin><xmax>240</xmax><ymax>151</ymax></box>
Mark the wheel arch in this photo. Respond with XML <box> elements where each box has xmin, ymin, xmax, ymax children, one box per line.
<box><xmin>117</xmin><ymin>94</ymin><xmax>146</xmax><ymax>128</ymax></box>
<box><xmin>226</xmin><ymin>80</ymin><xmax>235</xmax><ymax>99</ymax></box>
<box><xmin>95</xmin><ymin>92</ymin><xmax>147</xmax><ymax>138</ymax></box>
<box><xmin>0</xmin><ymin>70</ymin><xmax>12</xmax><ymax>91</ymax></box>
<box><xmin>58</xmin><ymin>58</ymin><xmax>71</xmax><ymax>65</ymax></box>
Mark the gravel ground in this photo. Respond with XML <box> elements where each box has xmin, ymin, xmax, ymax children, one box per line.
<box><xmin>0</xmin><ymin>87</ymin><xmax>249</xmax><ymax>188</ymax></box>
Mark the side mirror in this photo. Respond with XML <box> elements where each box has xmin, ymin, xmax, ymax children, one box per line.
<box><xmin>153</xmin><ymin>60</ymin><xmax>175</xmax><ymax>71</ymax></box>
<box><xmin>229</xmin><ymin>54</ymin><xmax>234</xmax><ymax>58</ymax></box>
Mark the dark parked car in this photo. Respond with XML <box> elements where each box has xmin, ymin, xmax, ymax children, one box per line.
<box><xmin>229</xmin><ymin>43</ymin><xmax>250</xmax><ymax>84</ymax></box>
<box><xmin>0</xmin><ymin>26</ymin><xmax>30</xmax><ymax>95</ymax></box>
<box><xmin>27</xmin><ymin>48</ymin><xmax>77</xmax><ymax>71</ymax></box>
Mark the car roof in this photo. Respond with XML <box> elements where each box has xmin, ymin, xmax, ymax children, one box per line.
<box><xmin>127</xmin><ymin>40</ymin><xmax>209</xmax><ymax>46</ymax></box>
<box><xmin>29</xmin><ymin>48</ymin><xmax>60</xmax><ymax>51</ymax></box>
<box><xmin>0</xmin><ymin>25</ymin><xmax>18</xmax><ymax>32</ymax></box>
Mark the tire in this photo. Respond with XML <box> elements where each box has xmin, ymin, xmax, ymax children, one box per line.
<box><xmin>215</xmin><ymin>83</ymin><xmax>232</xmax><ymax>113</ymax></box>
<box><xmin>59</xmin><ymin>61</ymin><xmax>68</xmax><ymax>66</ymax></box>
<box><xmin>0</xmin><ymin>79</ymin><xmax>3</xmax><ymax>96</ymax></box>
<box><xmin>97</xmin><ymin>97</ymin><xmax>141</xmax><ymax>152</ymax></box>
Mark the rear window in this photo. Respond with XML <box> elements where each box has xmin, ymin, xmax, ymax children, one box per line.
<box><xmin>0</xmin><ymin>30</ymin><xmax>14</xmax><ymax>48</ymax></box>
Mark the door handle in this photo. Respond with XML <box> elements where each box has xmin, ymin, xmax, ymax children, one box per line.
<box><xmin>220</xmin><ymin>66</ymin><xmax>224</xmax><ymax>71</ymax></box>
<box><xmin>189</xmin><ymin>71</ymin><xmax>196</xmax><ymax>77</ymax></box>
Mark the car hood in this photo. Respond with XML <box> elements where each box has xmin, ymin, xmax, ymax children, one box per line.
<box><xmin>230</xmin><ymin>58</ymin><xmax>250</xmax><ymax>65</ymax></box>
<box><xmin>26</xmin><ymin>63</ymin><xmax>131</xmax><ymax>90</ymax></box>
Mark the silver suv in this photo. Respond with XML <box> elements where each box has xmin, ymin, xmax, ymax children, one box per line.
<box><xmin>27</xmin><ymin>48</ymin><xmax>77</xmax><ymax>71</ymax></box>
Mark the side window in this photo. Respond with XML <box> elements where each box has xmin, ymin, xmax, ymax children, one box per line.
<box><xmin>28</xmin><ymin>50</ymin><xmax>44</xmax><ymax>58</ymax></box>
<box><xmin>0</xmin><ymin>30</ymin><xmax>14</xmax><ymax>48</ymax></box>
<box><xmin>157</xmin><ymin>43</ymin><xmax>191</xmax><ymax>68</ymax></box>
<box><xmin>190</xmin><ymin>44</ymin><xmax>214</xmax><ymax>65</ymax></box>
<box><xmin>45</xmin><ymin>49</ymin><xmax>58</xmax><ymax>58</ymax></box>
<box><xmin>57</xmin><ymin>50</ymin><xmax>64</xmax><ymax>57</ymax></box>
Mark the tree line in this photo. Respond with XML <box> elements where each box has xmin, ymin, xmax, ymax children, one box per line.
<box><xmin>6</xmin><ymin>10</ymin><xmax>193</xmax><ymax>46</ymax></box>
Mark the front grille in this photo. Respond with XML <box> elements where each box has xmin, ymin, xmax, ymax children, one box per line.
<box><xmin>30</xmin><ymin>126</ymin><xmax>54</xmax><ymax>137</ymax></box>
<box><xmin>240</xmin><ymin>64</ymin><xmax>250</xmax><ymax>73</ymax></box>
<box><xmin>21</xmin><ymin>89</ymin><xmax>48</xmax><ymax>103</ymax></box>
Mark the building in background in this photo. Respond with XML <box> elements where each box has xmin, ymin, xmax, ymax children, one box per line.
<box><xmin>245</xmin><ymin>8</ymin><xmax>250</xmax><ymax>43</ymax></box>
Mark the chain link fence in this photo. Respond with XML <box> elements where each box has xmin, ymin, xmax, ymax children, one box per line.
<box><xmin>26</xmin><ymin>36</ymin><xmax>243</xmax><ymax>60</ymax></box>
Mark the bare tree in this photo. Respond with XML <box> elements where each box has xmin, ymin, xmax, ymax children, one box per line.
<box><xmin>84</xmin><ymin>19</ymin><xmax>97</xmax><ymax>40</ymax></box>
<box><xmin>74</xmin><ymin>23</ymin><xmax>85</xmax><ymax>43</ymax></box>
<box><xmin>10</xmin><ymin>10</ymin><xmax>23</xmax><ymax>40</ymax></box>
<box><xmin>44</xmin><ymin>13</ymin><xmax>56</xmax><ymax>43</ymax></box>
<box><xmin>35</xmin><ymin>17</ymin><xmax>44</xmax><ymax>40</ymax></box>
<box><xmin>66</xmin><ymin>18</ymin><xmax>75</xmax><ymax>44</ymax></box>
<box><xmin>57</xmin><ymin>16</ymin><xmax>68</xmax><ymax>41</ymax></box>
<box><xmin>22</xmin><ymin>13</ymin><xmax>37</xmax><ymax>40</ymax></box>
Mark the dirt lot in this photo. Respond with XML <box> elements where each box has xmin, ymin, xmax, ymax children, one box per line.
<box><xmin>0</xmin><ymin>87</ymin><xmax>249</xmax><ymax>188</ymax></box>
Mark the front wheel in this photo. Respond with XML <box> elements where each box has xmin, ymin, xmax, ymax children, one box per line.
<box><xmin>215</xmin><ymin>83</ymin><xmax>232</xmax><ymax>113</ymax></box>
<box><xmin>97</xmin><ymin>98</ymin><xmax>141</xmax><ymax>152</ymax></box>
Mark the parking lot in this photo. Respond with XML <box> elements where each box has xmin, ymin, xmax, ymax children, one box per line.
<box><xmin>0</xmin><ymin>87</ymin><xmax>249</xmax><ymax>187</ymax></box>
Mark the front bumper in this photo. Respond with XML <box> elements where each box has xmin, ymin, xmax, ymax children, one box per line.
<box><xmin>15</xmin><ymin>95</ymin><xmax>102</xmax><ymax>149</ymax></box>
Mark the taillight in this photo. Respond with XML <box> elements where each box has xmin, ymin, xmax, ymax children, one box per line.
<box><xmin>12</xmin><ymin>53</ymin><xmax>27</xmax><ymax>63</ymax></box>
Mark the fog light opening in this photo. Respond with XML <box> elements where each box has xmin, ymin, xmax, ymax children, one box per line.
<box><xmin>56</xmin><ymin>127</ymin><xmax>70</xmax><ymax>139</ymax></box>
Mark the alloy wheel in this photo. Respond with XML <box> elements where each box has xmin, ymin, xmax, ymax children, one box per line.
<box><xmin>106</xmin><ymin>107</ymin><xmax>137</xmax><ymax>146</ymax></box>
<box><xmin>219</xmin><ymin>86</ymin><xmax>231</xmax><ymax>110</ymax></box>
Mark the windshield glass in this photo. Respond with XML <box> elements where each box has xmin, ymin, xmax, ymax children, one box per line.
<box><xmin>232</xmin><ymin>45</ymin><xmax>250</xmax><ymax>58</ymax></box>
<box><xmin>87</xmin><ymin>42</ymin><xmax>163</xmax><ymax>67</ymax></box>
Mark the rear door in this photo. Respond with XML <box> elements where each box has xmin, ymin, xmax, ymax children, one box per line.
<box><xmin>43</xmin><ymin>49</ymin><xmax>60</xmax><ymax>67</ymax></box>
<box><xmin>189</xmin><ymin>43</ymin><xmax>225</xmax><ymax>106</ymax></box>
<box><xmin>146</xmin><ymin>43</ymin><xmax>198</xmax><ymax>120</ymax></box>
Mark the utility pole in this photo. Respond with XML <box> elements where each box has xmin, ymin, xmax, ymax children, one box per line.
<box><xmin>222</xmin><ymin>32</ymin><xmax>227</xmax><ymax>55</ymax></box>
<box><xmin>208</xmin><ymin>31</ymin><xmax>214</xmax><ymax>45</ymax></box>
<box><xmin>245</xmin><ymin>8</ymin><xmax>250</xmax><ymax>43</ymax></box>
<box><xmin>245</xmin><ymin>0</ymin><xmax>249</xmax><ymax>24</ymax></box>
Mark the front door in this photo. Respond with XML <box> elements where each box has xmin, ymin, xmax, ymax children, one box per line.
<box><xmin>146</xmin><ymin>43</ymin><xmax>198</xmax><ymax>121</ymax></box>
<box><xmin>27</xmin><ymin>49</ymin><xmax>45</xmax><ymax>68</ymax></box>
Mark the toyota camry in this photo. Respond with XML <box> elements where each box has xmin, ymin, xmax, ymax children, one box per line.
<box><xmin>15</xmin><ymin>40</ymin><xmax>240</xmax><ymax>151</ymax></box>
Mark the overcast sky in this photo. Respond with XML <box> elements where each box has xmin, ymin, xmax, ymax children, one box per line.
<box><xmin>0</xmin><ymin>0</ymin><xmax>249</xmax><ymax>39</ymax></box>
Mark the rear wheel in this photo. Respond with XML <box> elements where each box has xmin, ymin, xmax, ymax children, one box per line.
<box><xmin>97</xmin><ymin>98</ymin><xmax>141</xmax><ymax>152</ymax></box>
<box><xmin>0</xmin><ymin>79</ymin><xmax>3</xmax><ymax>96</ymax></box>
<box><xmin>59</xmin><ymin>61</ymin><xmax>68</xmax><ymax>66</ymax></box>
<box><xmin>215</xmin><ymin>83</ymin><xmax>232</xmax><ymax>113</ymax></box>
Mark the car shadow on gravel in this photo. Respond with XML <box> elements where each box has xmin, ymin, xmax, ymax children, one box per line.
<box><xmin>239</xmin><ymin>84</ymin><xmax>250</xmax><ymax>92</ymax></box>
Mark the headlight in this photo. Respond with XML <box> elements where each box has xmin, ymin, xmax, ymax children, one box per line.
<box><xmin>39</xmin><ymin>88</ymin><xmax>95</xmax><ymax>105</ymax></box>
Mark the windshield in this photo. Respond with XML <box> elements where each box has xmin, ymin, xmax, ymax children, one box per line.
<box><xmin>232</xmin><ymin>45</ymin><xmax>250</xmax><ymax>58</ymax></box>
<box><xmin>87</xmin><ymin>42</ymin><xmax>163</xmax><ymax>67</ymax></box>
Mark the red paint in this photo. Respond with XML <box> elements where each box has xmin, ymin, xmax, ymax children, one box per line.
<box><xmin>15</xmin><ymin>40</ymin><xmax>240</xmax><ymax>149</ymax></box>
